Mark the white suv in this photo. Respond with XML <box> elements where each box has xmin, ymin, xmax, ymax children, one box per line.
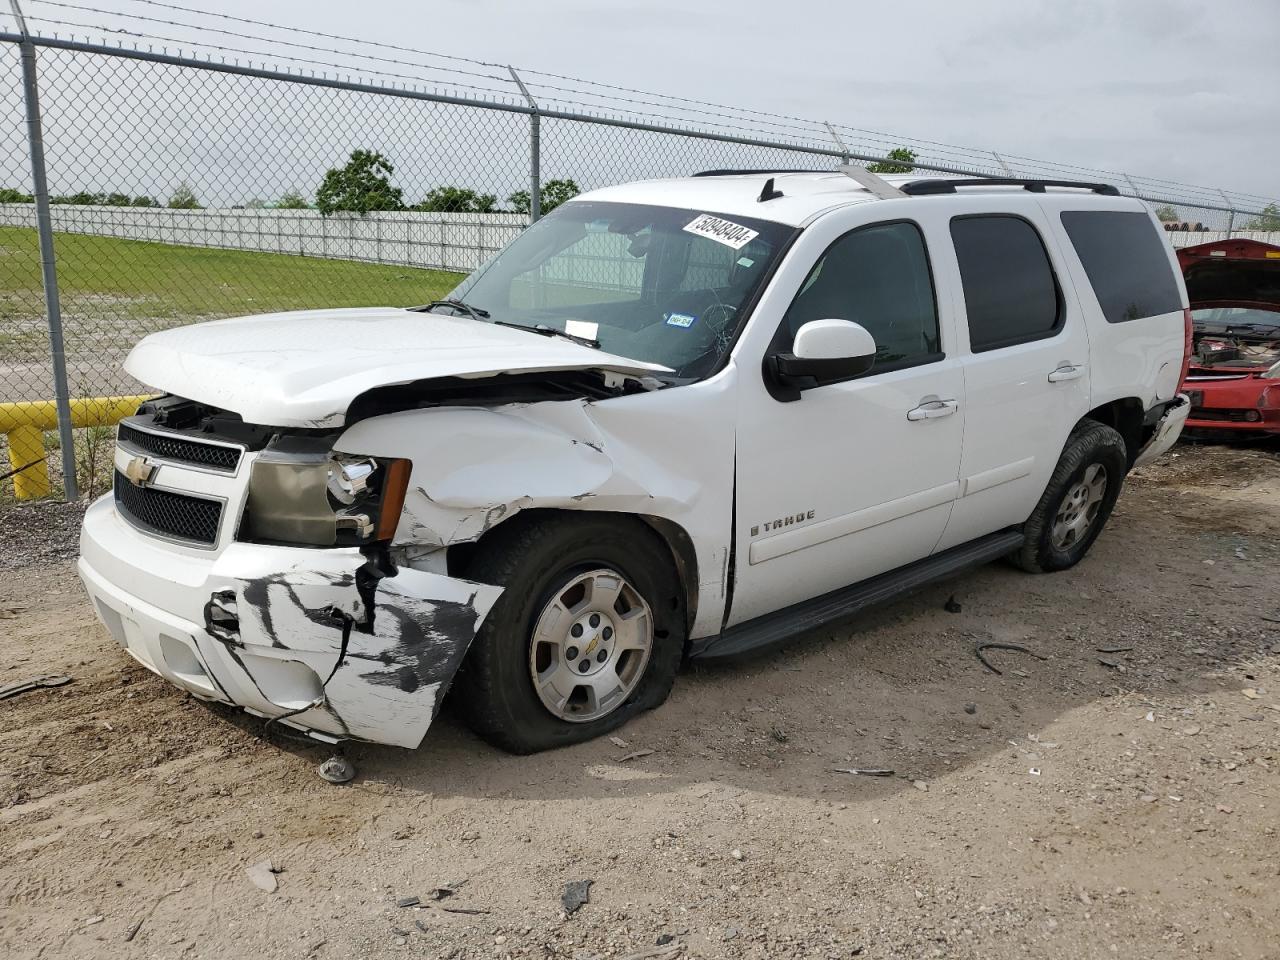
<box><xmin>79</xmin><ymin>169</ymin><xmax>1191</xmax><ymax>753</ymax></box>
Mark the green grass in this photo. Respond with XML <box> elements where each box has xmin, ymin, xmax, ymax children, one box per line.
<box><xmin>0</xmin><ymin>228</ymin><xmax>468</xmax><ymax>499</ymax></box>
<box><xmin>0</xmin><ymin>226</ymin><xmax>465</xmax><ymax>327</ymax></box>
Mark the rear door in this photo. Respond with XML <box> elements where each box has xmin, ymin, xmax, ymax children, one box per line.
<box><xmin>934</xmin><ymin>200</ymin><xmax>1092</xmax><ymax>551</ymax></box>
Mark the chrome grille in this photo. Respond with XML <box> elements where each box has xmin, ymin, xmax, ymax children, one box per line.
<box><xmin>113</xmin><ymin>470</ymin><xmax>223</xmax><ymax>547</ymax></box>
<box><xmin>117</xmin><ymin>421</ymin><xmax>242</xmax><ymax>472</ymax></box>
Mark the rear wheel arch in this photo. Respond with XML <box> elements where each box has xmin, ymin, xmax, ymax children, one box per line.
<box><xmin>1078</xmin><ymin>397</ymin><xmax>1144</xmax><ymax>465</ymax></box>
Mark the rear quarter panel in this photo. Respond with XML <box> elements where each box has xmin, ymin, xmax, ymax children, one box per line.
<box><xmin>1037</xmin><ymin>196</ymin><xmax>1189</xmax><ymax>411</ymax></box>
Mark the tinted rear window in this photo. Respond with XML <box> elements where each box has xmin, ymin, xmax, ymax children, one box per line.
<box><xmin>951</xmin><ymin>215</ymin><xmax>1061</xmax><ymax>352</ymax></box>
<box><xmin>1061</xmin><ymin>211</ymin><xmax>1182</xmax><ymax>323</ymax></box>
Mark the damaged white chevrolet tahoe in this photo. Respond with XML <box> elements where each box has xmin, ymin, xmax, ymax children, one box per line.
<box><xmin>79</xmin><ymin>169</ymin><xmax>1192</xmax><ymax>753</ymax></box>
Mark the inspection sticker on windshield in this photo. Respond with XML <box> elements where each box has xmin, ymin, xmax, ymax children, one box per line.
<box><xmin>565</xmin><ymin>319</ymin><xmax>599</xmax><ymax>340</ymax></box>
<box><xmin>683</xmin><ymin>214</ymin><xmax>758</xmax><ymax>250</ymax></box>
<box><xmin>665</xmin><ymin>312</ymin><xmax>696</xmax><ymax>328</ymax></box>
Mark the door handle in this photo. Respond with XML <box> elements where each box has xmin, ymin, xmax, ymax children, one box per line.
<box><xmin>906</xmin><ymin>398</ymin><xmax>959</xmax><ymax>421</ymax></box>
<box><xmin>1048</xmin><ymin>363</ymin><xmax>1085</xmax><ymax>383</ymax></box>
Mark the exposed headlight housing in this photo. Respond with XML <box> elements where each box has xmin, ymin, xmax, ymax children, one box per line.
<box><xmin>1261</xmin><ymin>359</ymin><xmax>1280</xmax><ymax>380</ymax></box>
<box><xmin>240</xmin><ymin>438</ymin><xmax>411</xmax><ymax>547</ymax></box>
<box><xmin>328</xmin><ymin>456</ymin><xmax>377</xmax><ymax>505</ymax></box>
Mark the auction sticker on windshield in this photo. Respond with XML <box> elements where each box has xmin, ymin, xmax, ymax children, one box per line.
<box><xmin>683</xmin><ymin>214</ymin><xmax>759</xmax><ymax>250</ymax></box>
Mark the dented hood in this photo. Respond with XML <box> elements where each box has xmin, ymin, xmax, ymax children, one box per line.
<box><xmin>124</xmin><ymin>307</ymin><xmax>669</xmax><ymax>428</ymax></box>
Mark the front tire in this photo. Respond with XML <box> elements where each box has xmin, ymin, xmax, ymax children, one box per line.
<box><xmin>1011</xmin><ymin>420</ymin><xmax>1128</xmax><ymax>573</ymax></box>
<box><xmin>454</xmin><ymin>514</ymin><xmax>684</xmax><ymax>754</ymax></box>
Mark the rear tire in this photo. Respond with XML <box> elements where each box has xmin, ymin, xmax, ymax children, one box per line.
<box><xmin>1010</xmin><ymin>420</ymin><xmax>1128</xmax><ymax>573</ymax></box>
<box><xmin>454</xmin><ymin>513</ymin><xmax>684</xmax><ymax>754</ymax></box>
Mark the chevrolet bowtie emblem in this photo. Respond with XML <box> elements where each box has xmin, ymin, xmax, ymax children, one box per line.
<box><xmin>124</xmin><ymin>455</ymin><xmax>156</xmax><ymax>487</ymax></box>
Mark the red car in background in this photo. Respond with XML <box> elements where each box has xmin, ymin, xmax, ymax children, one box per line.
<box><xmin>1179</xmin><ymin>238</ymin><xmax>1280</xmax><ymax>436</ymax></box>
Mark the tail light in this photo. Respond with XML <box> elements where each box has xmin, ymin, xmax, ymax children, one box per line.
<box><xmin>1179</xmin><ymin>307</ymin><xmax>1193</xmax><ymax>388</ymax></box>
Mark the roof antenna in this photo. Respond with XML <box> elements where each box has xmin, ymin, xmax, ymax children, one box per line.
<box><xmin>757</xmin><ymin>177</ymin><xmax>784</xmax><ymax>202</ymax></box>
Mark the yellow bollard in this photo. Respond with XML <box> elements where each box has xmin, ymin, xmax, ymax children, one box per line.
<box><xmin>1</xmin><ymin>394</ymin><xmax>153</xmax><ymax>500</ymax></box>
<box><xmin>7</xmin><ymin>423</ymin><xmax>50</xmax><ymax>499</ymax></box>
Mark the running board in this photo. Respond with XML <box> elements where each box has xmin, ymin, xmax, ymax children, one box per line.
<box><xmin>690</xmin><ymin>529</ymin><xmax>1025</xmax><ymax>663</ymax></box>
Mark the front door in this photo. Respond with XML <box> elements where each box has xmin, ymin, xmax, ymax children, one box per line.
<box><xmin>729</xmin><ymin>213</ymin><xmax>966</xmax><ymax>627</ymax></box>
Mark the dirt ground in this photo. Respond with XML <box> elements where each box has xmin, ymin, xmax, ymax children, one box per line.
<box><xmin>2</xmin><ymin>441</ymin><xmax>1279</xmax><ymax>960</ymax></box>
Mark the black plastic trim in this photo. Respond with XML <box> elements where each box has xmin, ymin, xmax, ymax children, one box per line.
<box><xmin>902</xmin><ymin>178</ymin><xmax>1120</xmax><ymax>197</ymax></box>
<box><xmin>689</xmin><ymin>528</ymin><xmax>1025</xmax><ymax>662</ymax></box>
<box><xmin>694</xmin><ymin>168</ymin><xmax>829</xmax><ymax>177</ymax></box>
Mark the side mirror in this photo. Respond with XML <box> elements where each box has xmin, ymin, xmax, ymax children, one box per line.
<box><xmin>770</xmin><ymin>319</ymin><xmax>876</xmax><ymax>394</ymax></box>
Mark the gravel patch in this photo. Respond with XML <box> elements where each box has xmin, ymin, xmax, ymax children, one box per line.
<box><xmin>0</xmin><ymin>499</ymin><xmax>87</xmax><ymax>568</ymax></box>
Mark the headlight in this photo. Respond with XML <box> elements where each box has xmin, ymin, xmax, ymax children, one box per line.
<box><xmin>241</xmin><ymin>441</ymin><xmax>411</xmax><ymax>547</ymax></box>
<box><xmin>1262</xmin><ymin>359</ymin><xmax>1280</xmax><ymax>380</ymax></box>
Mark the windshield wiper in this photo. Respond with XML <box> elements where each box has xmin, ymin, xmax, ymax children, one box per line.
<box><xmin>411</xmin><ymin>298</ymin><xmax>491</xmax><ymax>320</ymax></box>
<box><xmin>491</xmin><ymin>319</ymin><xmax>601</xmax><ymax>350</ymax></box>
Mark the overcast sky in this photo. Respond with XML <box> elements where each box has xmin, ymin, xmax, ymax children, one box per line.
<box><xmin>4</xmin><ymin>0</ymin><xmax>1276</xmax><ymax>208</ymax></box>
<box><xmin>195</xmin><ymin>0</ymin><xmax>1275</xmax><ymax>201</ymax></box>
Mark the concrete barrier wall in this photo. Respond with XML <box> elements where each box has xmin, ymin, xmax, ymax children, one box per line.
<box><xmin>0</xmin><ymin>204</ymin><xmax>530</xmax><ymax>273</ymax></box>
<box><xmin>1164</xmin><ymin>230</ymin><xmax>1280</xmax><ymax>248</ymax></box>
<box><xmin>1</xmin><ymin>204</ymin><xmax>1277</xmax><ymax>276</ymax></box>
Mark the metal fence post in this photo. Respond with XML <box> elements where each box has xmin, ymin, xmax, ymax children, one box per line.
<box><xmin>10</xmin><ymin>0</ymin><xmax>78</xmax><ymax>500</ymax></box>
<box><xmin>509</xmin><ymin>66</ymin><xmax>540</xmax><ymax>223</ymax></box>
<box><xmin>823</xmin><ymin>122</ymin><xmax>849</xmax><ymax>165</ymax></box>
<box><xmin>1219</xmin><ymin>190</ymin><xmax>1235</xmax><ymax>238</ymax></box>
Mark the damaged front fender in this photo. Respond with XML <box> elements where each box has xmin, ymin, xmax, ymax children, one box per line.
<box><xmin>332</xmin><ymin>383</ymin><xmax>738</xmax><ymax>641</ymax></box>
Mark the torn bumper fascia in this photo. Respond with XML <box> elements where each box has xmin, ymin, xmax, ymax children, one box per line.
<box><xmin>1133</xmin><ymin>394</ymin><xmax>1190</xmax><ymax>468</ymax></box>
<box><xmin>78</xmin><ymin>495</ymin><xmax>501</xmax><ymax>748</ymax></box>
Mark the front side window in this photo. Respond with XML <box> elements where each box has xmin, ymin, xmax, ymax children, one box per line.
<box><xmin>777</xmin><ymin>221</ymin><xmax>941</xmax><ymax>369</ymax></box>
<box><xmin>448</xmin><ymin>201</ymin><xmax>794</xmax><ymax>379</ymax></box>
<box><xmin>1061</xmin><ymin>210</ymin><xmax>1183</xmax><ymax>323</ymax></box>
<box><xmin>951</xmin><ymin>215</ymin><xmax>1061</xmax><ymax>352</ymax></box>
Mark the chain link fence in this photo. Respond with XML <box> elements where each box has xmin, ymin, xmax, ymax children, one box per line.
<box><xmin>0</xmin><ymin>3</ymin><xmax>1276</xmax><ymax>500</ymax></box>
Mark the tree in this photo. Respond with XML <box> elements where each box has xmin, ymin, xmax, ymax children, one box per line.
<box><xmin>508</xmin><ymin>178</ymin><xmax>581</xmax><ymax>216</ymax></box>
<box><xmin>275</xmin><ymin>190</ymin><xmax>310</xmax><ymax>209</ymax></box>
<box><xmin>315</xmin><ymin>150</ymin><xmax>403</xmax><ymax>216</ymax></box>
<box><xmin>1154</xmin><ymin>204</ymin><xmax>1178</xmax><ymax>222</ymax></box>
<box><xmin>412</xmin><ymin>186</ymin><xmax>498</xmax><ymax>213</ymax></box>
<box><xmin>130</xmin><ymin>195</ymin><xmax>160</xmax><ymax>208</ymax></box>
<box><xmin>866</xmin><ymin>147</ymin><xmax>916</xmax><ymax>174</ymax></box>
<box><xmin>168</xmin><ymin>182</ymin><xmax>201</xmax><ymax>209</ymax></box>
<box><xmin>1243</xmin><ymin>203</ymin><xmax>1280</xmax><ymax>232</ymax></box>
<box><xmin>52</xmin><ymin>191</ymin><xmax>106</xmax><ymax>205</ymax></box>
<box><xmin>0</xmin><ymin>187</ymin><xmax>33</xmax><ymax>203</ymax></box>
<box><xmin>243</xmin><ymin>198</ymin><xmax>267</xmax><ymax>209</ymax></box>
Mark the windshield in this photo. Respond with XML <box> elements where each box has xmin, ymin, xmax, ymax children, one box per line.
<box><xmin>446</xmin><ymin>201</ymin><xmax>795</xmax><ymax>378</ymax></box>
<box><xmin>1191</xmin><ymin>306</ymin><xmax>1280</xmax><ymax>368</ymax></box>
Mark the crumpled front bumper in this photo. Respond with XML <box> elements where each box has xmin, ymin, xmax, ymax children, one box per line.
<box><xmin>78</xmin><ymin>495</ymin><xmax>501</xmax><ymax>748</ymax></box>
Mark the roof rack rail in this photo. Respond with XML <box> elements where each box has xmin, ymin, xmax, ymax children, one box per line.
<box><xmin>900</xmin><ymin>178</ymin><xmax>1120</xmax><ymax>197</ymax></box>
<box><xmin>693</xmin><ymin>168</ymin><xmax>828</xmax><ymax>177</ymax></box>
